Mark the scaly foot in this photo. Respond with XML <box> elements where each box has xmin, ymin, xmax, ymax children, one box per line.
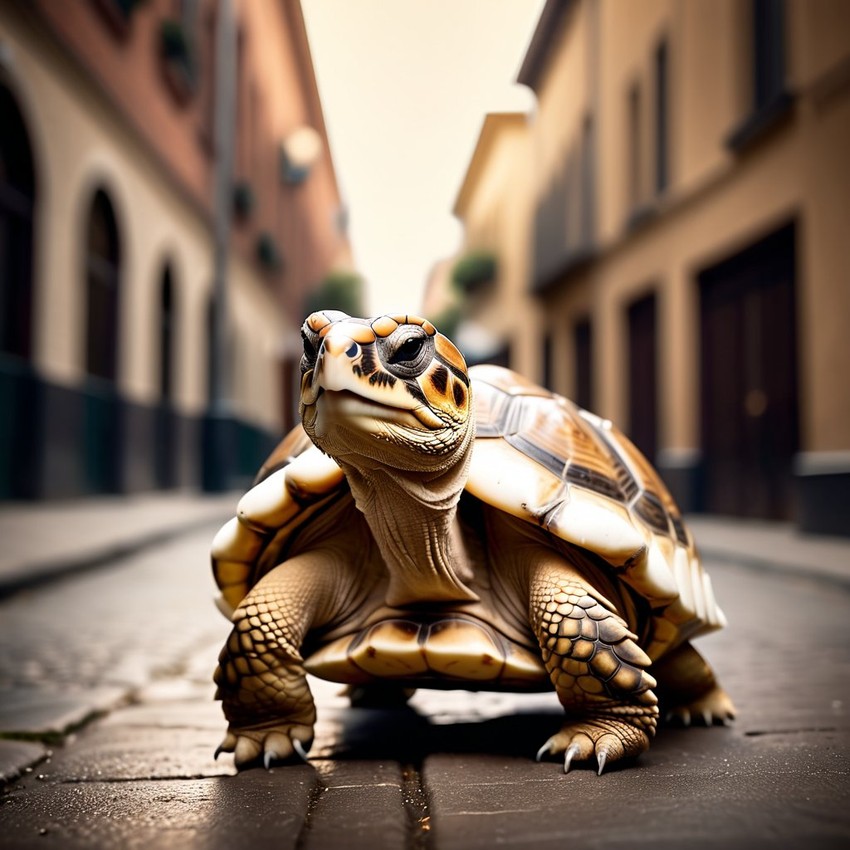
<box><xmin>536</xmin><ymin>713</ymin><xmax>654</xmax><ymax>775</ymax></box>
<box><xmin>665</xmin><ymin>684</ymin><xmax>736</xmax><ymax>727</ymax></box>
<box><xmin>215</xmin><ymin>720</ymin><xmax>314</xmax><ymax>770</ymax></box>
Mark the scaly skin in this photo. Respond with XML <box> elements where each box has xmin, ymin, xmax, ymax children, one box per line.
<box><xmin>652</xmin><ymin>641</ymin><xmax>736</xmax><ymax>727</ymax></box>
<box><xmin>529</xmin><ymin>564</ymin><xmax>658</xmax><ymax>773</ymax></box>
<box><xmin>213</xmin><ymin>312</ymin><xmax>732</xmax><ymax>775</ymax></box>
<box><xmin>213</xmin><ymin>555</ymin><xmax>322</xmax><ymax>768</ymax></box>
<box><xmin>480</xmin><ymin>509</ymin><xmax>657</xmax><ymax>773</ymax></box>
<box><xmin>214</xmin><ymin>500</ymin><xmax>383</xmax><ymax>769</ymax></box>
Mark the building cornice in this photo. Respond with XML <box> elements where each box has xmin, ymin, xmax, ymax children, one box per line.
<box><xmin>516</xmin><ymin>0</ymin><xmax>575</xmax><ymax>91</ymax></box>
<box><xmin>452</xmin><ymin>112</ymin><xmax>528</xmax><ymax>219</ymax></box>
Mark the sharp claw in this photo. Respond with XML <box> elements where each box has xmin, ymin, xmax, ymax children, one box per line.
<box><xmin>264</xmin><ymin>750</ymin><xmax>277</xmax><ymax>770</ymax></box>
<box><xmin>596</xmin><ymin>750</ymin><xmax>608</xmax><ymax>776</ymax></box>
<box><xmin>214</xmin><ymin>746</ymin><xmax>223</xmax><ymax>761</ymax></box>
<box><xmin>702</xmin><ymin>709</ymin><xmax>713</xmax><ymax>726</ymax></box>
<box><xmin>535</xmin><ymin>740</ymin><xmax>554</xmax><ymax>763</ymax></box>
<box><xmin>293</xmin><ymin>739</ymin><xmax>310</xmax><ymax>764</ymax></box>
<box><xmin>563</xmin><ymin>743</ymin><xmax>581</xmax><ymax>774</ymax></box>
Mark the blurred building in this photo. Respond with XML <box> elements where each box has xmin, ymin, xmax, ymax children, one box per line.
<box><xmin>0</xmin><ymin>0</ymin><xmax>350</xmax><ymax>499</ymax></box>
<box><xmin>452</xmin><ymin>0</ymin><xmax>850</xmax><ymax>536</ymax></box>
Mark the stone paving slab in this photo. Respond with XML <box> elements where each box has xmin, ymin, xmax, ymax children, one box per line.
<box><xmin>686</xmin><ymin>515</ymin><xmax>850</xmax><ymax>586</ymax></box>
<box><xmin>0</xmin><ymin>772</ymin><xmax>315</xmax><ymax>850</ymax></box>
<box><xmin>31</xmin><ymin>726</ymin><xmax>234</xmax><ymax>782</ymax></box>
<box><xmin>0</xmin><ymin>741</ymin><xmax>47</xmax><ymax>784</ymax></box>
<box><xmin>425</xmin><ymin>732</ymin><xmax>850</xmax><ymax>850</ymax></box>
<box><xmin>302</xmin><ymin>760</ymin><xmax>409</xmax><ymax>850</ymax></box>
<box><xmin>0</xmin><ymin>686</ymin><xmax>127</xmax><ymax>738</ymax></box>
<box><xmin>0</xmin><ymin>491</ymin><xmax>239</xmax><ymax>595</ymax></box>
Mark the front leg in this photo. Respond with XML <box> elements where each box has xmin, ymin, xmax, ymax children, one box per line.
<box><xmin>529</xmin><ymin>558</ymin><xmax>659</xmax><ymax>774</ymax></box>
<box><xmin>214</xmin><ymin>544</ymin><xmax>367</xmax><ymax>770</ymax></box>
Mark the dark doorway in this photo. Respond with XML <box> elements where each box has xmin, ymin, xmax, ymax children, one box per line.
<box><xmin>627</xmin><ymin>293</ymin><xmax>658</xmax><ymax>463</ymax></box>
<box><xmin>83</xmin><ymin>189</ymin><xmax>122</xmax><ymax>493</ymax></box>
<box><xmin>0</xmin><ymin>82</ymin><xmax>38</xmax><ymax>499</ymax></box>
<box><xmin>698</xmin><ymin>222</ymin><xmax>798</xmax><ymax>519</ymax></box>
<box><xmin>85</xmin><ymin>190</ymin><xmax>121</xmax><ymax>382</ymax></box>
<box><xmin>573</xmin><ymin>317</ymin><xmax>593</xmax><ymax>411</ymax></box>
<box><xmin>0</xmin><ymin>83</ymin><xmax>36</xmax><ymax>360</ymax></box>
<box><xmin>155</xmin><ymin>264</ymin><xmax>178</xmax><ymax>488</ymax></box>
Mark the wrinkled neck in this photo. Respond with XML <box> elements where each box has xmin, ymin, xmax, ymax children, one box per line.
<box><xmin>341</xmin><ymin>439</ymin><xmax>477</xmax><ymax>607</ymax></box>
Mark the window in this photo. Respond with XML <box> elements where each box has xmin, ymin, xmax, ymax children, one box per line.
<box><xmin>542</xmin><ymin>332</ymin><xmax>554</xmax><ymax>391</ymax></box>
<box><xmin>0</xmin><ymin>83</ymin><xmax>36</xmax><ymax>360</ymax></box>
<box><xmin>627</xmin><ymin>293</ymin><xmax>658</xmax><ymax>463</ymax></box>
<box><xmin>727</xmin><ymin>0</ymin><xmax>791</xmax><ymax>150</ymax></box>
<box><xmin>654</xmin><ymin>39</ymin><xmax>669</xmax><ymax>195</ymax></box>
<box><xmin>206</xmin><ymin>293</ymin><xmax>216</xmax><ymax>404</ymax></box>
<box><xmin>85</xmin><ymin>190</ymin><xmax>121</xmax><ymax>382</ymax></box>
<box><xmin>753</xmin><ymin>0</ymin><xmax>786</xmax><ymax>110</ymax></box>
<box><xmin>159</xmin><ymin>264</ymin><xmax>176</xmax><ymax>401</ymax></box>
<box><xmin>573</xmin><ymin>317</ymin><xmax>593</xmax><ymax>411</ymax></box>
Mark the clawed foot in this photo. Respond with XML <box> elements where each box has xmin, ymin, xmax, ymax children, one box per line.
<box><xmin>535</xmin><ymin>718</ymin><xmax>652</xmax><ymax>775</ymax></box>
<box><xmin>215</xmin><ymin>722</ymin><xmax>314</xmax><ymax>770</ymax></box>
<box><xmin>665</xmin><ymin>685</ymin><xmax>736</xmax><ymax>727</ymax></box>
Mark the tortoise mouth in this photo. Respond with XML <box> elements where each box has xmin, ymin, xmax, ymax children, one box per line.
<box><xmin>316</xmin><ymin>389</ymin><xmax>425</xmax><ymax>430</ymax></box>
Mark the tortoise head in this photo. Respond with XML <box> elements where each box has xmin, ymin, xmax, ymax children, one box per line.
<box><xmin>299</xmin><ymin>311</ymin><xmax>473</xmax><ymax>472</ymax></box>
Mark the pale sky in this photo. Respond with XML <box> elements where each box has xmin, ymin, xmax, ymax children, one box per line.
<box><xmin>300</xmin><ymin>0</ymin><xmax>545</xmax><ymax>315</ymax></box>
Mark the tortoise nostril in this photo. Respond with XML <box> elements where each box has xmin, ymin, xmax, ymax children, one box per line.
<box><xmin>345</xmin><ymin>342</ymin><xmax>359</xmax><ymax>358</ymax></box>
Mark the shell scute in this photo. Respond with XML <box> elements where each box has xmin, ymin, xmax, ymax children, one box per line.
<box><xmin>467</xmin><ymin>364</ymin><xmax>724</xmax><ymax>655</ymax></box>
<box><xmin>211</xmin><ymin>425</ymin><xmax>348</xmax><ymax>615</ymax></box>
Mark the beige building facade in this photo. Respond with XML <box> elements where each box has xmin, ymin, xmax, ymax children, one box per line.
<box><xmin>0</xmin><ymin>0</ymin><xmax>349</xmax><ymax>499</ymax></box>
<box><xmin>453</xmin><ymin>0</ymin><xmax>850</xmax><ymax>535</ymax></box>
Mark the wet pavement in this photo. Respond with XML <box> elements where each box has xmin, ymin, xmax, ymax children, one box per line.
<box><xmin>0</xmin><ymin>495</ymin><xmax>848</xmax><ymax>848</ymax></box>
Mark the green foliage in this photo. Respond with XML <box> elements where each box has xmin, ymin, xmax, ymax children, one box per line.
<box><xmin>305</xmin><ymin>271</ymin><xmax>365</xmax><ymax>317</ymax></box>
<box><xmin>451</xmin><ymin>250</ymin><xmax>497</xmax><ymax>293</ymax></box>
<box><xmin>426</xmin><ymin>303</ymin><xmax>463</xmax><ymax>339</ymax></box>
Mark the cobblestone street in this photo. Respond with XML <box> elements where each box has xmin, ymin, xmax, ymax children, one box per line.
<box><xmin>1</xmin><ymin>508</ymin><xmax>848</xmax><ymax>849</ymax></box>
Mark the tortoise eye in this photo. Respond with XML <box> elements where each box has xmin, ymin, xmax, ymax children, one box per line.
<box><xmin>391</xmin><ymin>336</ymin><xmax>424</xmax><ymax>364</ymax></box>
<box><xmin>301</xmin><ymin>328</ymin><xmax>319</xmax><ymax>371</ymax></box>
<box><xmin>379</xmin><ymin>326</ymin><xmax>433</xmax><ymax>377</ymax></box>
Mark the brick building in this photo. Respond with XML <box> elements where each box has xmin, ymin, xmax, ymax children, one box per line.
<box><xmin>0</xmin><ymin>0</ymin><xmax>350</xmax><ymax>498</ymax></box>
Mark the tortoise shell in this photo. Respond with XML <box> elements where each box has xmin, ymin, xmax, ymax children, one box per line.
<box><xmin>212</xmin><ymin>363</ymin><xmax>725</xmax><ymax>665</ymax></box>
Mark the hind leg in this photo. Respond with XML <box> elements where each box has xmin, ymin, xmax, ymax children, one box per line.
<box><xmin>653</xmin><ymin>641</ymin><xmax>736</xmax><ymax>726</ymax></box>
<box><xmin>528</xmin><ymin>558</ymin><xmax>659</xmax><ymax>774</ymax></box>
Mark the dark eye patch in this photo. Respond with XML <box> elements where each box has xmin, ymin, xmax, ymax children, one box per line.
<box><xmin>453</xmin><ymin>382</ymin><xmax>466</xmax><ymax>407</ymax></box>
<box><xmin>430</xmin><ymin>364</ymin><xmax>449</xmax><ymax>394</ymax></box>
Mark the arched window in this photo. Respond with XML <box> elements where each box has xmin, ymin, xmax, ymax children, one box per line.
<box><xmin>85</xmin><ymin>189</ymin><xmax>121</xmax><ymax>382</ymax></box>
<box><xmin>159</xmin><ymin>264</ymin><xmax>175</xmax><ymax>401</ymax></box>
<box><xmin>155</xmin><ymin>262</ymin><xmax>178</xmax><ymax>489</ymax></box>
<box><xmin>0</xmin><ymin>83</ymin><xmax>36</xmax><ymax>359</ymax></box>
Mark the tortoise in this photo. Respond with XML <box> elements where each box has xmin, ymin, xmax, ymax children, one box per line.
<box><xmin>211</xmin><ymin>310</ymin><xmax>735</xmax><ymax>774</ymax></box>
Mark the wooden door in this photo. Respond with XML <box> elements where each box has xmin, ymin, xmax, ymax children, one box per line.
<box><xmin>627</xmin><ymin>293</ymin><xmax>658</xmax><ymax>464</ymax></box>
<box><xmin>699</xmin><ymin>223</ymin><xmax>798</xmax><ymax>519</ymax></box>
